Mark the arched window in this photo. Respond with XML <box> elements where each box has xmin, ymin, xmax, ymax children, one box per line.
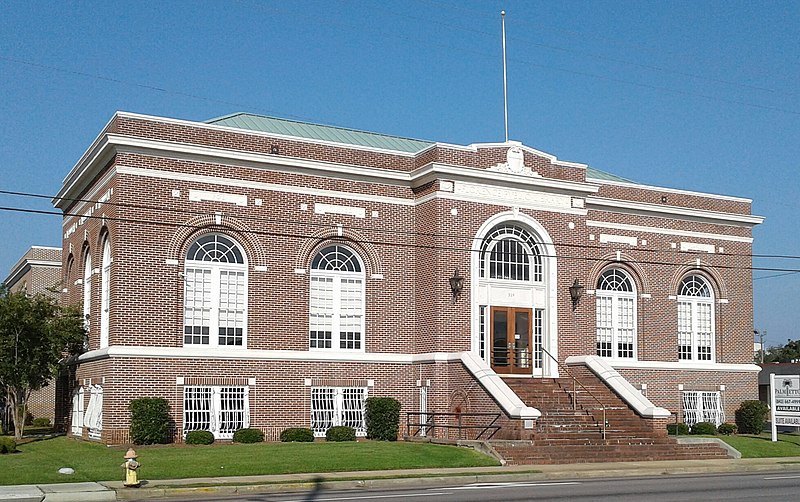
<box><xmin>595</xmin><ymin>269</ymin><xmax>636</xmax><ymax>359</ymax></box>
<box><xmin>100</xmin><ymin>237</ymin><xmax>111</xmax><ymax>349</ymax></box>
<box><xmin>479</xmin><ymin>223</ymin><xmax>542</xmax><ymax>282</ymax></box>
<box><xmin>677</xmin><ymin>275</ymin><xmax>714</xmax><ymax>361</ymax></box>
<box><xmin>184</xmin><ymin>234</ymin><xmax>247</xmax><ymax>348</ymax></box>
<box><xmin>82</xmin><ymin>248</ymin><xmax>92</xmax><ymax>334</ymax></box>
<box><xmin>309</xmin><ymin>244</ymin><xmax>365</xmax><ymax>351</ymax></box>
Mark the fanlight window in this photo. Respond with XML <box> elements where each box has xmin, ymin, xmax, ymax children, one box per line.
<box><xmin>187</xmin><ymin>234</ymin><xmax>244</xmax><ymax>264</ymax></box>
<box><xmin>312</xmin><ymin>245</ymin><xmax>362</xmax><ymax>272</ymax></box>
<box><xmin>677</xmin><ymin>275</ymin><xmax>714</xmax><ymax>362</ymax></box>
<box><xmin>480</xmin><ymin>224</ymin><xmax>542</xmax><ymax>282</ymax></box>
<box><xmin>597</xmin><ymin>269</ymin><xmax>634</xmax><ymax>293</ymax></box>
<box><xmin>309</xmin><ymin>245</ymin><xmax>365</xmax><ymax>351</ymax></box>
<box><xmin>595</xmin><ymin>269</ymin><xmax>636</xmax><ymax>359</ymax></box>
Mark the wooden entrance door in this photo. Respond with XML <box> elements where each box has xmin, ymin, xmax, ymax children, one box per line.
<box><xmin>490</xmin><ymin>307</ymin><xmax>533</xmax><ymax>374</ymax></box>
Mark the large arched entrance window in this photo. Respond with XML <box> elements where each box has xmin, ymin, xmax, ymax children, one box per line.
<box><xmin>475</xmin><ymin>219</ymin><xmax>552</xmax><ymax>376</ymax></box>
<box><xmin>309</xmin><ymin>244</ymin><xmax>365</xmax><ymax>351</ymax></box>
<box><xmin>677</xmin><ymin>275</ymin><xmax>714</xmax><ymax>361</ymax></box>
<box><xmin>183</xmin><ymin>234</ymin><xmax>248</xmax><ymax>348</ymax></box>
<box><xmin>100</xmin><ymin>236</ymin><xmax>111</xmax><ymax>349</ymax></box>
<box><xmin>595</xmin><ymin>269</ymin><xmax>636</xmax><ymax>359</ymax></box>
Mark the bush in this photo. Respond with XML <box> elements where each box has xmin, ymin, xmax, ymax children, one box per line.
<box><xmin>365</xmin><ymin>397</ymin><xmax>401</xmax><ymax>441</ymax></box>
<box><xmin>129</xmin><ymin>398</ymin><xmax>171</xmax><ymax>445</ymax></box>
<box><xmin>232</xmin><ymin>428</ymin><xmax>264</xmax><ymax>443</ymax></box>
<box><xmin>667</xmin><ymin>422</ymin><xmax>690</xmax><ymax>435</ymax></box>
<box><xmin>690</xmin><ymin>421</ymin><xmax>717</xmax><ymax>435</ymax></box>
<box><xmin>735</xmin><ymin>400</ymin><xmax>770</xmax><ymax>434</ymax></box>
<box><xmin>0</xmin><ymin>437</ymin><xmax>16</xmax><ymax>454</ymax></box>
<box><xmin>185</xmin><ymin>430</ymin><xmax>215</xmax><ymax>445</ymax></box>
<box><xmin>718</xmin><ymin>423</ymin><xmax>737</xmax><ymax>435</ymax></box>
<box><xmin>326</xmin><ymin>426</ymin><xmax>356</xmax><ymax>442</ymax></box>
<box><xmin>31</xmin><ymin>417</ymin><xmax>51</xmax><ymax>427</ymax></box>
<box><xmin>280</xmin><ymin>428</ymin><xmax>315</xmax><ymax>442</ymax></box>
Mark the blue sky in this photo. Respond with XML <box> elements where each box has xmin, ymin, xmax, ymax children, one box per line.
<box><xmin>0</xmin><ymin>1</ymin><xmax>797</xmax><ymax>348</ymax></box>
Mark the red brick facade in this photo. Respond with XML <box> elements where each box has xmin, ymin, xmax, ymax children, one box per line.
<box><xmin>56</xmin><ymin>112</ymin><xmax>762</xmax><ymax>443</ymax></box>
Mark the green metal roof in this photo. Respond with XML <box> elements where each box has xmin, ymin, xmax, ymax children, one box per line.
<box><xmin>586</xmin><ymin>166</ymin><xmax>634</xmax><ymax>183</ymax></box>
<box><xmin>206</xmin><ymin>112</ymin><xmax>636</xmax><ymax>184</ymax></box>
<box><xmin>206</xmin><ymin>113</ymin><xmax>434</xmax><ymax>154</ymax></box>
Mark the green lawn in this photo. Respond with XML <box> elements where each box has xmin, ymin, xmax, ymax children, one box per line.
<box><xmin>717</xmin><ymin>432</ymin><xmax>800</xmax><ymax>458</ymax></box>
<box><xmin>0</xmin><ymin>436</ymin><xmax>498</xmax><ymax>485</ymax></box>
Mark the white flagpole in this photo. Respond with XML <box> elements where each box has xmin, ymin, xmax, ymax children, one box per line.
<box><xmin>502</xmin><ymin>10</ymin><xmax>509</xmax><ymax>143</ymax></box>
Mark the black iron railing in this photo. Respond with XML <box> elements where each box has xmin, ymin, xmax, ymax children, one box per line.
<box><xmin>406</xmin><ymin>412</ymin><xmax>501</xmax><ymax>440</ymax></box>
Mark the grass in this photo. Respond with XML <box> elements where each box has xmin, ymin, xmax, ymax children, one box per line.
<box><xmin>717</xmin><ymin>432</ymin><xmax>800</xmax><ymax>458</ymax></box>
<box><xmin>0</xmin><ymin>436</ymin><xmax>498</xmax><ymax>485</ymax></box>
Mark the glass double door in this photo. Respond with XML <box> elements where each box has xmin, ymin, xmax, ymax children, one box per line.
<box><xmin>491</xmin><ymin>306</ymin><xmax>542</xmax><ymax>375</ymax></box>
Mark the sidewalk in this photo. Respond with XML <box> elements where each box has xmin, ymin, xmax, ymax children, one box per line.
<box><xmin>4</xmin><ymin>457</ymin><xmax>800</xmax><ymax>501</ymax></box>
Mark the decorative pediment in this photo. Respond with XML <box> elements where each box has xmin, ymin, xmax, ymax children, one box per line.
<box><xmin>488</xmin><ymin>145</ymin><xmax>541</xmax><ymax>177</ymax></box>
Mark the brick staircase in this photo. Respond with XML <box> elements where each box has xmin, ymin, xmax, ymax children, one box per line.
<box><xmin>492</xmin><ymin>365</ymin><xmax>730</xmax><ymax>464</ymax></box>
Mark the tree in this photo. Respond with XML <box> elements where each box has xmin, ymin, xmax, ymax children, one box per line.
<box><xmin>763</xmin><ymin>339</ymin><xmax>800</xmax><ymax>364</ymax></box>
<box><xmin>0</xmin><ymin>287</ymin><xmax>85</xmax><ymax>439</ymax></box>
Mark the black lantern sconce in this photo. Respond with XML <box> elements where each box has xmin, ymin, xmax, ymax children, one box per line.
<box><xmin>569</xmin><ymin>278</ymin><xmax>584</xmax><ymax>309</ymax></box>
<box><xmin>449</xmin><ymin>268</ymin><xmax>465</xmax><ymax>298</ymax></box>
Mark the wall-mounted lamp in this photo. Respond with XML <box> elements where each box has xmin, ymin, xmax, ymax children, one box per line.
<box><xmin>270</xmin><ymin>145</ymin><xmax>280</xmax><ymax>154</ymax></box>
<box><xmin>449</xmin><ymin>268</ymin><xmax>464</xmax><ymax>297</ymax></box>
<box><xmin>569</xmin><ymin>278</ymin><xmax>584</xmax><ymax>308</ymax></box>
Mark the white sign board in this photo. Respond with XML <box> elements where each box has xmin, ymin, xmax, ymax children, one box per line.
<box><xmin>770</xmin><ymin>374</ymin><xmax>800</xmax><ymax>441</ymax></box>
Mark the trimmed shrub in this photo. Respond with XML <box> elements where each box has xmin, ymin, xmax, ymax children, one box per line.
<box><xmin>185</xmin><ymin>430</ymin><xmax>215</xmax><ymax>445</ymax></box>
<box><xmin>280</xmin><ymin>428</ymin><xmax>315</xmax><ymax>442</ymax></box>
<box><xmin>232</xmin><ymin>428</ymin><xmax>264</xmax><ymax>443</ymax></box>
<box><xmin>32</xmin><ymin>417</ymin><xmax>51</xmax><ymax>427</ymax></box>
<box><xmin>718</xmin><ymin>423</ymin><xmax>737</xmax><ymax>435</ymax></box>
<box><xmin>735</xmin><ymin>400</ymin><xmax>770</xmax><ymax>434</ymax></box>
<box><xmin>0</xmin><ymin>437</ymin><xmax>16</xmax><ymax>454</ymax></box>
<box><xmin>667</xmin><ymin>422</ymin><xmax>690</xmax><ymax>435</ymax></box>
<box><xmin>326</xmin><ymin>426</ymin><xmax>356</xmax><ymax>442</ymax></box>
<box><xmin>365</xmin><ymin>397</ymin><xmax>401</xmax><ymax>441</ymax></box>
<box><xmin>129</xmin><ymin>398</ymin><xmax>172</xmax><ymax>445</ymax></box>
<box><xmin>690</xmin><ymin>421</ymin><xmax>717</xmax><ymax>435</ymax></box>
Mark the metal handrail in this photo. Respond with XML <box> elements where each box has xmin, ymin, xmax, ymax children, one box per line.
<box><xmin>539</xmin><ymin>346</ymin><xmax>607</xmax><ymax>440</ymax></box>
<box><xmin>406</xmin><ymin>412</ymin><xmax>501</xmax><ymax>440</ymax></box>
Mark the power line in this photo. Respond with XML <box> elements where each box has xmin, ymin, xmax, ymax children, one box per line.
<box><xmin>2</xmin><ymin>187</ymin><xmax>798</xmax><ymax>262</ymax></box>
<box><xmin>1</xmin><ymin>203</ymin><xmax>798</xmax><ymax>275</ymax></box>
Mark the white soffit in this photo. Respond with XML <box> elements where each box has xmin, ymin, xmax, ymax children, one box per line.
<box><xmin>586</xmin><ymin>221</ymin><xmax>753</xmax><ymax>243</ymax></box>
<box><xmin>587</xmin><ymin>197</ymin><xmax>763</xmax><ymax>227</ymax></box>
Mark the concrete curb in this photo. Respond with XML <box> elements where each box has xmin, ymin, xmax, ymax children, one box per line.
<box><xmin>5</xmin><ymin>457</ymin><xmax>800</xmax><ymax>501</ymax></box>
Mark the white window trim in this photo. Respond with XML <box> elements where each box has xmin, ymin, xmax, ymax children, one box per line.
<box><xmin>596</xmin><ymin>289</ymin><xmax>638</xmax><ymax>360</ymax></box>
<box><xmin>184</xmin><ymin>259</ymin><xmax>248</xmax><ymax>349</ymax></box>
<box><xmin>677</xmin><ymin>295</ymin><xmax>715</xmax><ymax>363</ymax></box>
<box><xmin>682</xmin><ymin>390</ymin><xmax>724</xmax><ymax>426</ymax></box>
<box><xmin>310</xmin><ymin>386</ymin><xmax>368</xmax><ymax>437</ymax></box>
<box><xmin>183</xmin><ymin>385</ymin><xmax>250</xmax><ymax>440</ymax></box>
<box><xmin>309</xmin><ymin>270</ymin><xmax>365</xmax><ymax>353</ymax></box>
<box><xmin>71</xmin><ymin>386</ymin><xmax>84</xmax><ymax>436</ymax></box>
<box><xmin>82</xmin><ymin>253</ymin><xmax>92</xmax><ymax>333</ymax></box>
<box><xmin>100</xmin><ymin>238</ymin><xmax>111</xmax><ymax>349</ymax></box>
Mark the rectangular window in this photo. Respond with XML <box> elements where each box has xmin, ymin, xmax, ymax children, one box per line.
<box><xmin>183</xmin><ymin>386</ymin><xmax>249</xmax><ymax>439</ymax></box>
<box><xmin>682</xmin><ymin>390</ymin><xmax>723</xmax><ymax>426</ymax></box>
<box><xmin>310</xmin><ymin>386</ymin><xmax>367</xmax><ymax>437</ymax></box>
<box><xmin>533</xmin><ymin>308</ymin><xmax>544</xmax><ymax>369</ymax></box>
<box><xmin>596</xmin><ymin>296</ymin><xmax>613</xmax><ymax>357</ymax></box>
<box><xmin>309</xmin><ymin>277</ymin><xmax>334</xmax><ymax>349</ymax></box>
<box><xmin>696</xmin><ymin>303</ymin><xmax>713</xmax><ymax>361</ymax></box>
<box><xmin>617</xmin><ymin>296</ymin><xmax>635</xmax><ymax>359</ymax></box>
<box><xmin>71</xmin><ymin>387</ymin><xmax>84</xmax><ymax>436</ymax></box>
<box><xmin>479</xmin><ymin>306</ymin><xmax>487</xmax><ymax>360</ymax></box>
<box><xmin>184</xmin><ymin>268</ymin><xmax>212</xmax><ymax>345</ymax></box>
<box><xmin>339</xmin><ymin>279</ymin><xmax>363</xmax><ymax>350</ymax></box>
<box><xmin>677</xmin><ymin>301</ymin><xmax>693</xmax><ymax>360</ymax></box>
<box><xmin>218</xmin><ymin>270</ymin><xmax>246</xmax><ymax>346</ymax></box>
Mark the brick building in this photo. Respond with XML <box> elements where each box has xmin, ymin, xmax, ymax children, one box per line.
<box><xmin>56</xmin><ymin>112</ymin><xmax>762</xmax><ymax>445</ymax></box>
<box><xmin>3</xmin><ymin>246</ymin><xmax>63</xmax><ymax>428</ymax></box>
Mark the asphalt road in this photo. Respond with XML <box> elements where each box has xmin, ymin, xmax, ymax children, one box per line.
<box><xmin>142</xmin><ymin>471</ymin><xmax>800</xmax><ymax>502</ymax></box>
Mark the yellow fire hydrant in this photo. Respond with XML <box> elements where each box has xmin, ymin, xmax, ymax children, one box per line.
<box><xmin>122</xmin><ymin>448</ymin><xmax>140</xmax><ymax>487</ymax></box>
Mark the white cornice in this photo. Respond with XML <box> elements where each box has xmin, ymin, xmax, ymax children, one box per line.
<box><xmin>587</xmin><ymin>197</ymin><xmax>764</xmax><ymax>227</ymax></box>
<box><xmin>586</xmin><ymin>220</ymin><xmax>754</xmax><ymax>243</ymax></box>
<box><xmin>608</xmin><ymin>360</ymin><xmax>761</xmax><ymax>373</ymax></box>
<box><xmin>4</xmin><ymin>260</ymin><xmax>61</xmax><ymax>288</ymax></box>
<box><xmin>590</xmin><ymin>177</ymin><xmax>753</xmax><ymax>203</ymax></box>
